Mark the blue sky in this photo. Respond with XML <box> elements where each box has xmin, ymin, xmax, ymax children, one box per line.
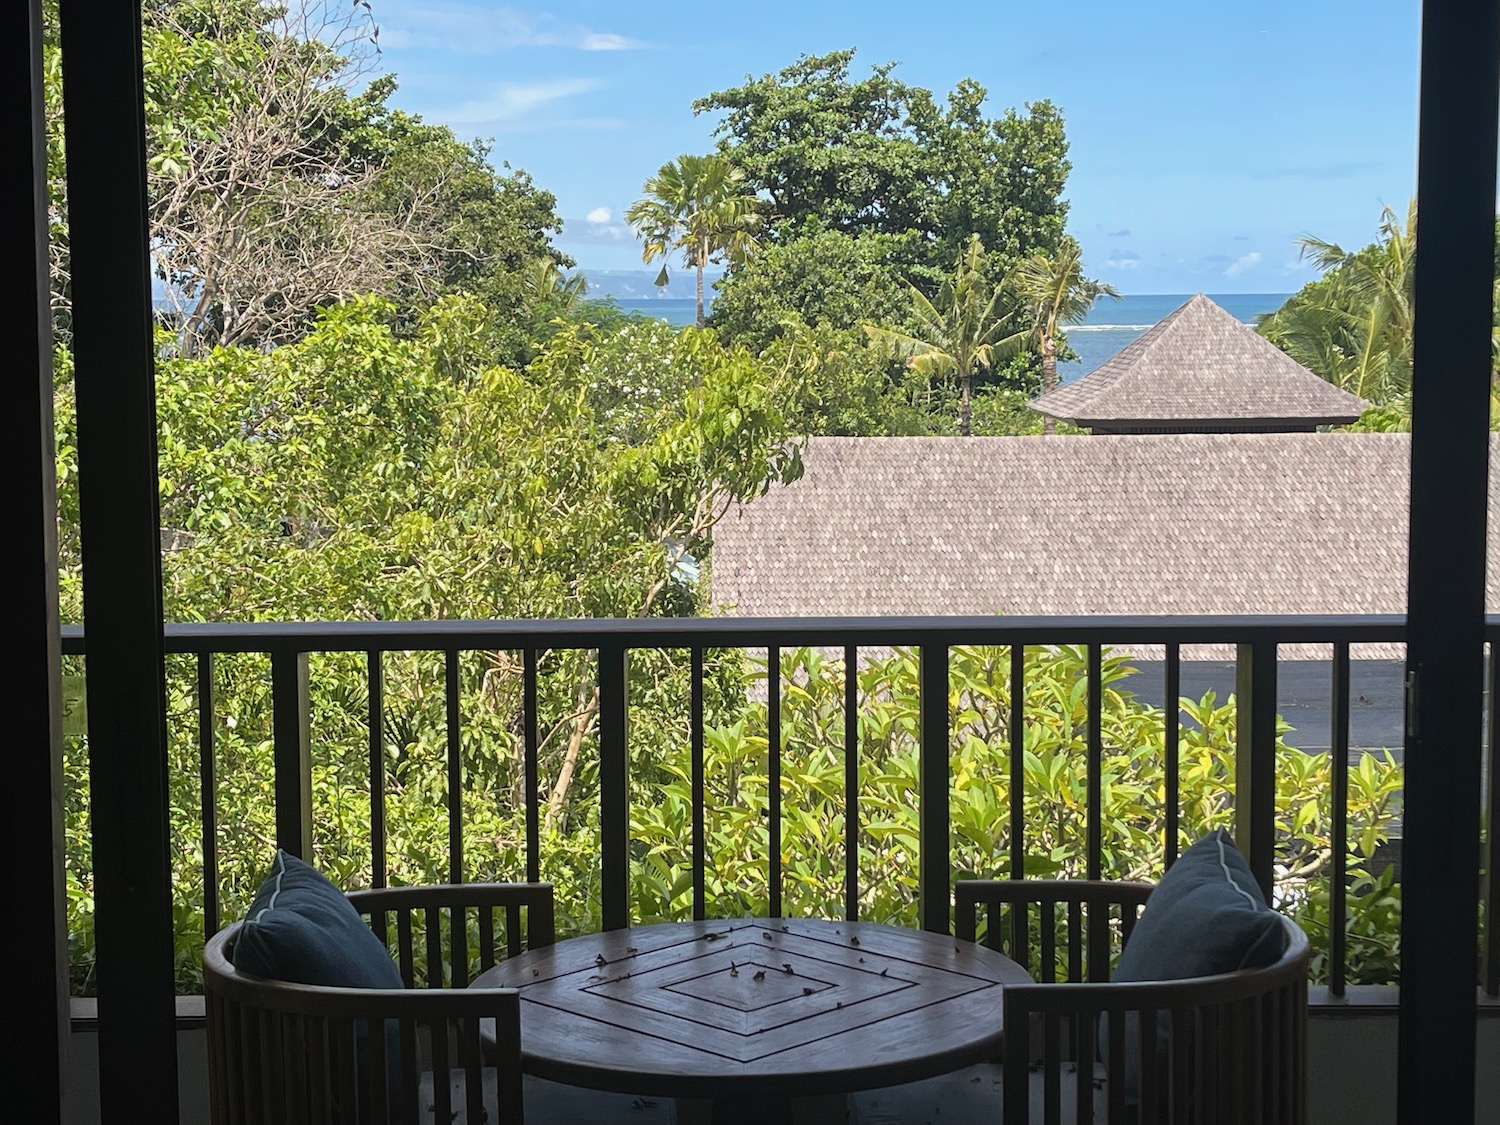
<box><xmin>369</xmin><ymin>0</ymin><xmax>1422</xmax><ymax>294</ymax></box>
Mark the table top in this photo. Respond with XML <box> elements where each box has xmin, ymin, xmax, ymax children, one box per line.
<box><xmin>471</xmin><ymin>916</ymin><xmax>1032</xmax><ymax>1101</ymax></box>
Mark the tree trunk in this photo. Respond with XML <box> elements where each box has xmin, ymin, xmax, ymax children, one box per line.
<box><xmin>695</xmin><ymin>238</ymin><xmax>707</xmax><ymax>328</ymax></box>
<box><xmin>544</xmin><ymin>681</ymin><xmax>600</xmax><ymax>834</ymax></box>
<box><xmin>960</xmin><ymin>371</ymin><xmax>972</xmax><ymax>437</ymax></box>
<box><xmin>1041</xmin><ymin>333</ymin><xmax>1058</xmax><ymax>435</ymax></box>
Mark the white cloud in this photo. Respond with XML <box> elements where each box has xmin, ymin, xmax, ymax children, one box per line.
<box><xmin>1225</xmin><ymin>251</ymin><xmax>1262</xmax><ymax>278</ymax></box>
<box><xmin>377</xmin><ymin>3</ymin><xmax>644</xmax><ymax>55</ymax></box>
<box><xmin>580</xmin><ymin>33</ymin><xmax>642</xmax><ymax>51</ymax></box>
<box><xmin>563</xmin><ymin>214</ymin><xmax>633</xmax><ymax>245</ymax></box>
<box><xmin>1105</xmin><ymin>257</ymin><xmax>1140</xmax><ymax>270</ymax></box>
<box><xmin>440</xmin><ymin>78</ymin><xmax>603</xmax><ymax>126</ymax></box>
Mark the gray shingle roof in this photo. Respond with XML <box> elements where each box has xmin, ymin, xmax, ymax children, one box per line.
<box><xmin>708</xmin><ymin>433</ymin><xmax>1500</xmax><ymax>659</ymax></box>
<box><xmin>1030</xmin><ymin>294</ymin><xmax>1370</xmax><ymax>427</ymax></box>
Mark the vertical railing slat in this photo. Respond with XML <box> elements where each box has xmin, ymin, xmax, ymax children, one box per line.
<box><xmin>523</xmin><ymin>648</ymin><xmax>540</xmax><ymax>885</ymax></box>
<box><xmin>367</xmin><ymin>651</ymin><xmax>386</xmax><ymax>889</ymax></box>
<box><xmin>919</xmin><ymin>643</ymin><xmax>950</xmax><ymax>933</ymax></box>
<box><xmin>445</xmin><ymin>649</ymin><xmax>463</xmax><ymax>885</ymax></box>
<box><xmin>1165</xmin><ymin>643</ymin><xmax>1181</xmax><ymax>870</ymax></box>
<box><xmin>271</xmin><ymin>650</ymin><xmax>313</xmax><ymax>858</ymax></box>
<box><xmin>845</xmin><ymin>644</ymin><xmax>859</xmax><ymax>922</ymax></box>
<box><xmin>1086</xmin><ymin>644</ymin><xmax>1103</xmax><ymax>882</ymax></box>
<box><xmin>1485</xmin><ymin>641</ymin><xmax>1500</xmax><ymax>998</ymax></box>
<box><xmin>1331</xmin><ymin>642</ymin><xmax>1351</xmax><ymax>998</ymax></box>
<box><xmin>598</xmin><ymin>644</ymin><xmax>629</xmax><ymax>931</ymax></box>
<box><xmin>768</xmin><ymin>645</ymin><xmax>782</xmax><ymax>919</ymax></box>
<box><xmin>198</xmin><ymin>652</ymin><xmax>219</xmax><ymax>937</ymax></box>
<box><xmin>691</xmin><ymin>647</ymin><xmax>706</xmax><ymax>921</ymax></box>
<box><xmin>1009</xmin><ymin>644</ymin><xmax>1026</xmax><ymax>955</ymax></box>
<box><xmin>1234</xmin><ymin>641</ymin><xmax>1279</xmax><ymax>901</ymax></box>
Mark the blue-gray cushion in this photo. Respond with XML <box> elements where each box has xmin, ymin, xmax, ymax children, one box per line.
<box><xmin>233</xmin><ymin>850</ymin><xmax>403</xmax><ymax>989</ymax></box>
<box><xmin>1115</xmin><ymin>829</ymin><xmax>1287</xmax><ymax>983</ymax></box>
<box><xmin>233</xmin><ymin>852</ymin><xmax>405</xmax><ymax>1117</ymax></box>
<box><xmin>1106</xmin><ymin>830</ymin><xmax>1289</xmax><ymax>1108</ymax></box>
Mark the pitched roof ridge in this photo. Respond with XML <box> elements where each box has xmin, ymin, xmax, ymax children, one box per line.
<box><xmin>1030</xmin><ymin>294</ymin><xmax>1369</xmax><ymax>424</ymax></box>
<box><xmin>1030</xmin><ymin>297</ymin><xmax>1193</xmax><ymax>413</ymax></box>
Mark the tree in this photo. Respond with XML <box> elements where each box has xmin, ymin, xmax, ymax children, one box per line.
<box><xmin>44</xmin><ymin>0</ymin><xmax>565</xmax><ymax>356</ymax></box>
<box><xmin>708</xmin><ymin>229</ymin><xmax>910</xmax><ymax>354</ymax></box>
<box><xmin>694</xmin><ymin>51</ymin><xmax>1071</xmax><ymax>282</ymax></box>
<box><xmin>141</xmin><ymin>0</ymin><xmax>433</xmax><ymax>353</ymax></box>
<box><xmin>346</xmin><ymin>95</ymin><xmax>569</xmax><ymax>362</ymax></box>
<box><xmin>1264</xmin><ymin>200</ymin><xmax>1416</xmax><ymax>405</ymax></box>
<box><xmin>625</xmin><ymin>154</ymin><xmax>763</xmax><ymax>329</ymax></box>
<box><xmin>1010</xmin><ymin>238</ymin><xmax>1120</xmax><ymax>434</ymax></box>
<box><xmin>864</xmin><ymin>236</ymin><xmax>1024</xmax><ymax>436</ymax></box>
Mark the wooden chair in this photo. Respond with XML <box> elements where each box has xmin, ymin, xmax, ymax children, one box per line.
<box><xmin>850</xmin><ymin>879</ymin><xmax>1308</xmax><ymax>1125</ymax></box>
<box><xmin>960</xmin><ymin>878</ymin><xmax>1309</xmax><ymax>1125</ymax></box>
<box><xmin>204</xmin><ymin>905</ymin><xmax>527</xmax><ymax>1124</ymax></box>
<box><xmin>205</xmin><ymin>881</ymin><xmax>676</xmax><ymax>1124</ymax></box>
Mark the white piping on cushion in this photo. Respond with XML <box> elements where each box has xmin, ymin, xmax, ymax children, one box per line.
<box><xmin>1216</xmin><ymin>833</ymin><xmax>1260</xmax><ymax>910</ymax></box>
<box><xmin>251</xmin><ymin>850</ymin><xmax>288</xmax><ymax>923</ymax></box>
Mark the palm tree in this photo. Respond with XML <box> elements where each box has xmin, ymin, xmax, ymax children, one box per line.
<box><xmin>865</xmin><ymin>235</ymin><xmax>1025</xmax><ymax>436</ymax></box>
<box><xmin>1263</xmin><ymin>200</ymin><xmax>1416</xmax><ymax>403</ymax></box>
<box><xmin>524</xmin><ymin>257</ymin><xmax>588</xmax><ymax>319</ymax></box>
<box><xmin>1011</xmin><ymin>238</ymin><xmax>1120</xmax><ymax>434</ymax></box>
<box><xmin>625</xmin><ymin>154</ymin><xmax>762</xmax><ymax>328</ymax></box>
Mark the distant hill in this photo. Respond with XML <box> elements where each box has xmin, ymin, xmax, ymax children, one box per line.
<box><xmin>572</xmin><ymin>269</ymin><xmax>724</xmax><ymax>302</ymax></box>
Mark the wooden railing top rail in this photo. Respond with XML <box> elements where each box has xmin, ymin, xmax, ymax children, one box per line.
<box><xmin>60</xmin><ymin>612</ymin><xmax>1419</xmax><ymax>655</ymax></box>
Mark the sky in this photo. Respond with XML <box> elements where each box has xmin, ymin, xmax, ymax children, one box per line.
<box><xmin>366</xmin><ymin>0</ymin><xmax>1424</xmax><ymax>295</ymax></box>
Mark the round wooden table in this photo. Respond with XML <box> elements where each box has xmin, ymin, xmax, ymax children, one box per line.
<box><xmin>472</xmin><ymin>916</ymin><xmax>1032</xmax><ymax>1124</ymax></box>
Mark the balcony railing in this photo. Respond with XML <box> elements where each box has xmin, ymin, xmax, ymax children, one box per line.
<box><xmin>56</xmin><ymin>613</ymin><xmax>1500</xmax><ymax>1002</ymax></box>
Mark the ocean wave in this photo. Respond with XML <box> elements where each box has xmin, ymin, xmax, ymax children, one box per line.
<box><xmin>1071</xmin><ymin>320</ymin><xmax>1256</xmax><ymax>332</ymax></box>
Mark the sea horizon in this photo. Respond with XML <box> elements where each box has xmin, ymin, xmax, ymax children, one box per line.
<box><xmin>594</xmin><ymin>291</ymin><xmax>1294</xmax><ymax>381</ymax></box>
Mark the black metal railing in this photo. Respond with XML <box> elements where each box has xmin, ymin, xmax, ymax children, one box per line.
<box><xmin>58</xmin><ymin>613</ymin><xmax>1500</xmax><ymax>1002</ymax></box>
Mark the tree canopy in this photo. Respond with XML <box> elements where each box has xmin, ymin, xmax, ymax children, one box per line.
<box><xmin>693</xmin><ymin>50</ymin><xmax>1071</xmax><ymax>280</ymax></box>
<box><xmin>694</xmin><ymin>50</ymin><xmax>1075</xmax><ymax>434</ymax></box>
<box><xmin>865</xmin><ymin>236</ymin><xmax>1026</xmax><ymax>436</ymax></box>
<box><xmin>626</xmin><ymin>153</ymin><xmax>763</xmax><ymax>329</ymax></box>
<box><xmin>45</xmin><ymin>0</ymin><xmax>565</xmax><ymax>361</ymax></box>
<box><xmin>1260</xmin><ymin>201</ymin><xmax>1500</xmax><ymax>430</ymax></box>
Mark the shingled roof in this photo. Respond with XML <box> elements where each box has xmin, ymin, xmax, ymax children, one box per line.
<box><xmin>708</xmin><ymin>434</ymin><xmax>1500</xmax><ymax>659</ymax></box>
<box><xmin>1030</xmin><ymin>294</ymin><xmax>1370</xmax><ymax>432</ymax></box>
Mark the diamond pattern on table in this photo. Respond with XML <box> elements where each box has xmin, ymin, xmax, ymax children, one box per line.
<box><xmin>517</xmin><ymin>921</ymin><xmax>998</xmax><ymax>1062</ymax></box>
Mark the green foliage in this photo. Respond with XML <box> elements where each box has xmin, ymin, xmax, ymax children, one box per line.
<box><xmin>626</xmin><ymin>153</ymin><xmax>764</xmax><ymax>328</ymax></box>
<box><xmin>763</xmin><ymin>318</ymin><xmax>937</xmax><ymax>437</ymax></box>
<box><xmin>708</xmin><ymin>230</ymin><xmax>911</xmax><ymax>355</ymax></box>
<box><xmin>1010</xmin><ymin>237</ymin><xmax>1121</xmax><ymax>428</ymax></box>
<box><xmin>351</xmin><ymin>105</ymin><xmax>570</xmax><ymax>364</ymax></box>
<box><xmin>966</xmin><ymin>389</ymin><xmax>1080</xmax><ymax>437</ymax></box>
<box><xmin>692</xmin><ymin>52</ymin><xmax>1079</xmax><ymax>437</ymax></box>
<box><xmin>630</xmin><ymin>645</ymin><xmax>1406</xmax><ymax>983</ymax></box>
<box><xmin>864</xmin><ymin>236</ymin><xmax>1027</xmax><ymax>435</ymax></box>
<box><xmin>694</xmin><ymin>51</ymin><xmax>1070</xmax><ymax>280</ymax></box>
<box><xmin>56</xmin><ymin>295</ymin><xmax>809</xmax><ymax>991</ymax></box>
<box><xmin>45</xmin><ymin>0</ymin><xmax>566</xmax><ymax>356</ymax></box>
<box><xmin>1258</xmin><ymin>201</ymin><xmax>1417</xmax><ymax>406</ymax></box>
<box><xmin>1260</xmin><ymin>201</ymin><xmax>1500</xmax><ymax>432</ymax></box>
<box><xmin>62</xmin><ymin>638</ymin><xmax>1407</xmax><ymax>994</ymax></box>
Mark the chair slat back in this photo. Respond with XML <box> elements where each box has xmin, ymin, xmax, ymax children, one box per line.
<box><xmin>955</xmin><ymin>878</ymin><xmax>1153</xmax><ymax>983</ymax></box>
<box><xmin>346</xmin><ymin>882</ymin><xmax>555</xmax><ymax>989</ymax></box>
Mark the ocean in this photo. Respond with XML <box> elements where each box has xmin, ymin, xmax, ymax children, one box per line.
<box><xmin>605</xmin><ymin>292</ymin><xmax>1293</xmax><ymax>380</ymax></box>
